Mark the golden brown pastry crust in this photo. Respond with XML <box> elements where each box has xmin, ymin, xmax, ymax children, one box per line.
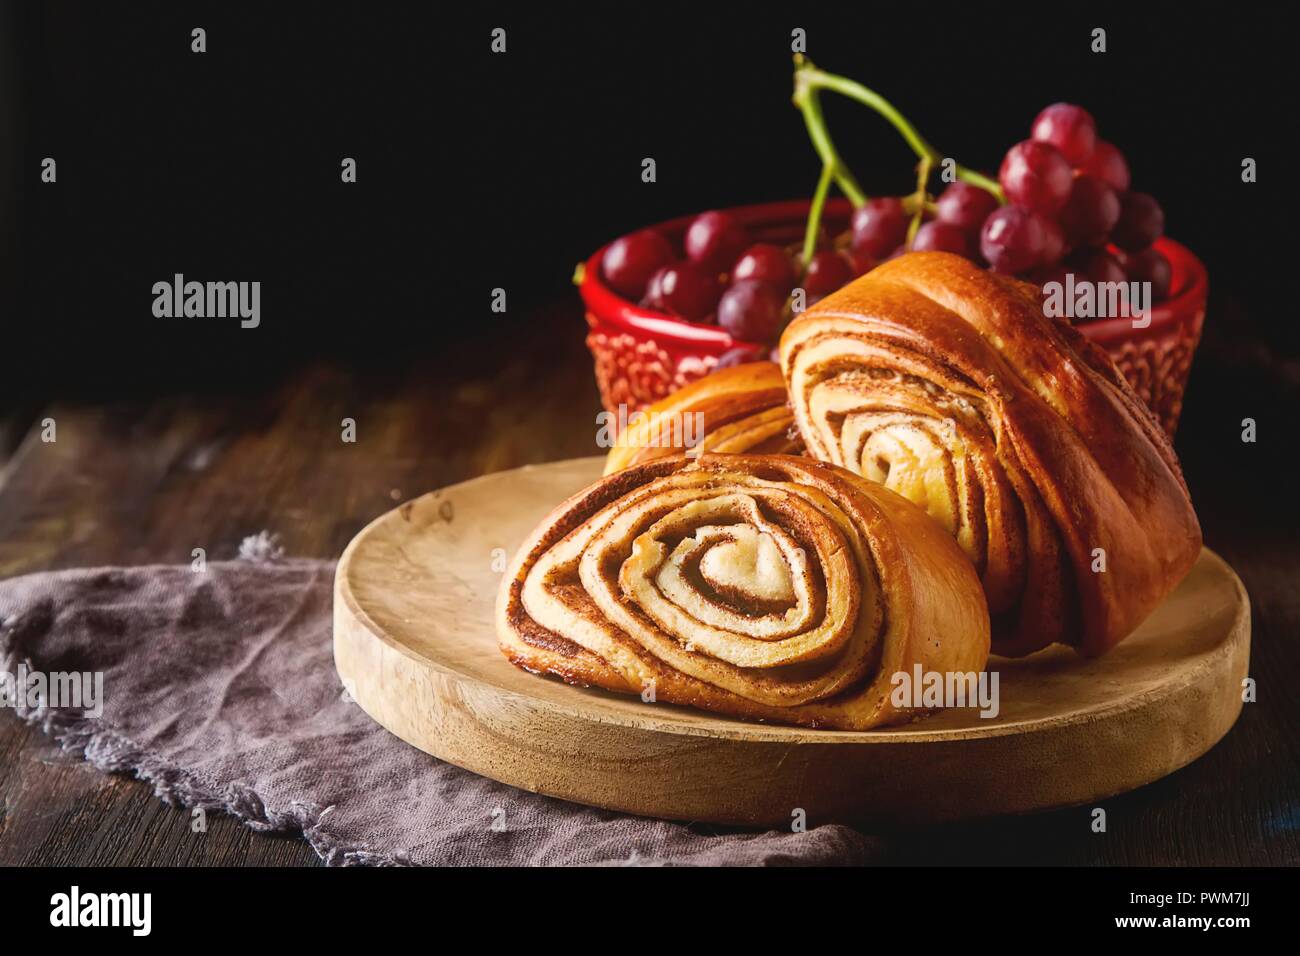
<box><xmin>603</xmin><ymin>362</ymin><xmax>801</xmax><ymax>475</ymax></box>
<box><xmin>780</xmin><ymin>251</ymin><xmax>1201</xmax><ymax>657</ymax></box>
<box><xmin>496</xmin><ymin>453</ymin><xmax>990</xmax><ymax>730</ymax></box>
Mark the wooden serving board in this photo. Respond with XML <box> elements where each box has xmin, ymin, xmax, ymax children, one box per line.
<box><xmin>333</xmin><ymin>457</ymin><xmax>1250</xmax><ymax>827</ymax></box>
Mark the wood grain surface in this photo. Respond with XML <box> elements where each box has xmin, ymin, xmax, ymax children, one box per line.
<box><xmin>0</xmin><ymin>312</ymin><xmax>1297</xmax><ymax>865</ymax></box>
<box><xmin>334</xmin><ymin>458</ymin><xmax>1249</xmax><ymax>826</ymax></box>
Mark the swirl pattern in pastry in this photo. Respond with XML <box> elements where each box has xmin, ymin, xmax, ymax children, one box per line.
<box><xmin>603</xmin><ymin>362</ymin><xmax>801</xmax><ymax>475</ymax></box>
<box><xmin>780</xmin><ymin>251</ymin><xmax>1201</xmax><ymax>656</ymax></box>
<box><xmin>496</xmin><ymin>454</ymin><xmax>989</xmax><ymax>729</ymax></box>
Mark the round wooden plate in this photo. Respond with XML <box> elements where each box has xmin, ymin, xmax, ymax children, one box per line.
<box><xmin>333</xmin><ymin>457</ymin><xmax>1250</xmax><ymax>826</ymax></box>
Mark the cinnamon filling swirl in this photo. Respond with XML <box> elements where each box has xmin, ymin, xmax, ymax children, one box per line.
<box><xmin>781</xmin><ymin>251</ymin><xmax>1201</xmax><ymax>656</ymax></box>
<box><xmin>497</xmin><ymin>453</ymin><xmax>990</xmax><ymax>729</ymax></box>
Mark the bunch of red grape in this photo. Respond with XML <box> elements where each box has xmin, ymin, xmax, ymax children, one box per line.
<box><xmin>600</xmin><ymin>102</ymin><xmax>1171</xmax><ymax>365</ymax></box>
<box><xmin>984</xmin><ymin>104</ymin><xmax>1169</xmax><ymax>300</ymax></box>
<box><xmin>850</xmin><ymin>104</ymin><xmax>1170</xmax><ymax>300</ymax></box>
<box><xmin>600</xmin><ymin>210</ymin><xmax>820</xmax><ymax>366</ymax></box>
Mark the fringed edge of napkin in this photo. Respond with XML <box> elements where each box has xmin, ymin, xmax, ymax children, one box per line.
<box><xmin>0</xmin><ymin>538</ymin><xmax>415</xmax><ymax>867</ymax></box>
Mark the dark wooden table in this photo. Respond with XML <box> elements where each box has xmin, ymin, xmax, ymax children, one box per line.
<box><xmin>1</xmin><ymin>311</ymin><xmax>1297</xmax><ymax>866</ymax></box>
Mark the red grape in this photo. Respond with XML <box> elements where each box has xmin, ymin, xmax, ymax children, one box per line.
<box><xmin>1031</xmin><ymin>263</ymin><xmax>1074</xmax><ymax>319</ymax></box>
<box><xmin>934</xmin><ymin>182</ymin><xmax>1000</xmax><ymax>235</ymax></box>
<box><xmin>1071</xmin><ymin>247</ymin><xmax>1127</xmax><ymax>286</ymax></box>
<box><xmin>1056</xmin><ymin>248</ymin><xmax>1131</xmax><ymax>321</ymax></box>
<box><xmin>1124</xmin><ymin>246</ymin><xmax>1172</xmax><ymax>301</ymax></box>
<box><xmin>645</xmin><ymin>261</ymin><xmax>722</xmax><ymax>322</ymax></box>
<box><xmin>685</xmin><ymin>211</ymin><xmax>751</xmax><ymax>273</ymax></box>
<box><xmin>601</xmin><ymin>229</ymin><xmax>675</xmax><ymax>299</ymax></box>
<box><xmin>1032</xmin><ymin>263</ymin><xmax>1072</xmax><ymax>292</ymax></box>
<box><xmin>851</xmin><ymin>197</ymin><xmax>908</xmax><ymax>258</ymax></box>
<box><xmin>911</xmin><ymin>220</ymin><xmax>971</xmax><ymax>256</ymax></box>
<box><xmin>979</xmin><ymin>206</ymin><xmax>1047</xmax><ymax>274</ymax></box>
<box><xmin>717</xmin><ymin>280</ymin><xmax>787</xmax><ymax>342</ymax></box>
<box><xmin>1112</xmin><ymin>192</ymin><xmax>1165</xmax><ymax>252</ymax></box>
<box><xmin>1030</xmin><ymin>104</ymin><xmax>1097</xmax><ymax>166</ymax></box>
<box><xmin>1082</xmin><ymin>140</ymin><xmax>1131</xmax><ymax>192</ymax></box>
<box><xmin>714</xmin><ymin>345</ymin><xmax>769</xmax><ymax>370</ymax></box>
<box><xmin>804</xmin><ymin>250</ymin><xmax>853</xmax><ymax>301</ymax></box>
<box><xmin>1058</xmin><ymin>175</ymin><xmax>1121</xmax><ymax>246</ymax></box>
<box><xmin>1039</xmin><ymin>216</ymin><xmax>1066</xmax><ymax>265</ymax></box>
<box><xmin>732</xmin><ymin>243</ymin><xmax>798</xmax><ymax>289</ymax></box>
<box><xmin>846</xmin><ymin>247</ymin><xmax>877</xmax><ymax>276</ymax></box>
<box><xmin>643</xmin><ymin>266</ymin><xmax>666</xmax><ymax>305</ymax></box>
<box><xmin>999</xmin><ymin>140</ymin><xmax>1074</xmax><ymax>215</ymax></box>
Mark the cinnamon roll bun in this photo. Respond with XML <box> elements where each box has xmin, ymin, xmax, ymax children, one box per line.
<box><xmin>496</xmin><ymin>454</ymin><xmax>989</xmax><ymax>729</ymax></box>
<box><xmin>780</xmin><ymin>251</ymin><xmax>1201</xmax><ymax>656</ymax></box>
<box><xmin>603</xmin><ymin>362</ymin><xmax>801</xmax><ymax>475</ymax></box>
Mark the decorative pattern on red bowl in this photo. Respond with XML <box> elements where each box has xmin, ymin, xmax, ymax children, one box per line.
<box><xmin>581</xmin><ymin>200</ymin><xmax>1207</xmax><ymax>437</ymax></box>
<box><xmin>584</xmin><ymin>328</ymin><xmax>716</xmax><ymax>412</ymax></box>
<box><xmin>1107</xmin><ymin>307</ymin><xmax>1204</xmax><ymax>434</ymax></box>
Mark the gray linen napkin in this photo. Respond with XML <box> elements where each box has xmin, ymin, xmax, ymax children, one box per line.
<box><xmin>0</xmin><ymin>557</ymin><xmax>880</xmax><ymax>866</ymax></box>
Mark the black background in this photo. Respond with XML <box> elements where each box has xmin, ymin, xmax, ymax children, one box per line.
<box><xmin>1</xmin><ymin>3</ymin><xmax>1298</xmax><ymax>873</ymax></box>
<box><xmin>0</xmin><ymin>865</ymin><xmax>1287</xmax><ymax>937</ymax></box>
<box><xmin>3</xmin><ymin>2</ymin><xmax>1293</xmax><ymax>402</ymax></box>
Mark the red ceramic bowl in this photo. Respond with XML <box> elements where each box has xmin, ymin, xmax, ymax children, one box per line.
<box><xmin>581</xmin><ymin>199</ymin><xmax>1207</xmax><ymax>436</ymax></box>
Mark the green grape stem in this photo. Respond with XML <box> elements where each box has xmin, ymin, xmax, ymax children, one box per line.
<box><xmin>907</xmin><ymin>156</ymin><xmax>933</xmax><ymax>245</ymax></box>
<box><xmin>790</xmin><ymin>57</ymin><xmax>1003</xmax><ymax>204</ymax></box>
<box><xmin>794</xmin><ymin>87</ymin><xmax>867</xmax><ymax>207</ymax></box>
<box><xmin>802</xmin><ymin>163</ymin><xmax>836</xmax><ymax>267</ymax></box>
<box><xmin>793</xmin><ymin>58</ymin><xmax>1006</xmax><ymax>208</ymax></box>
